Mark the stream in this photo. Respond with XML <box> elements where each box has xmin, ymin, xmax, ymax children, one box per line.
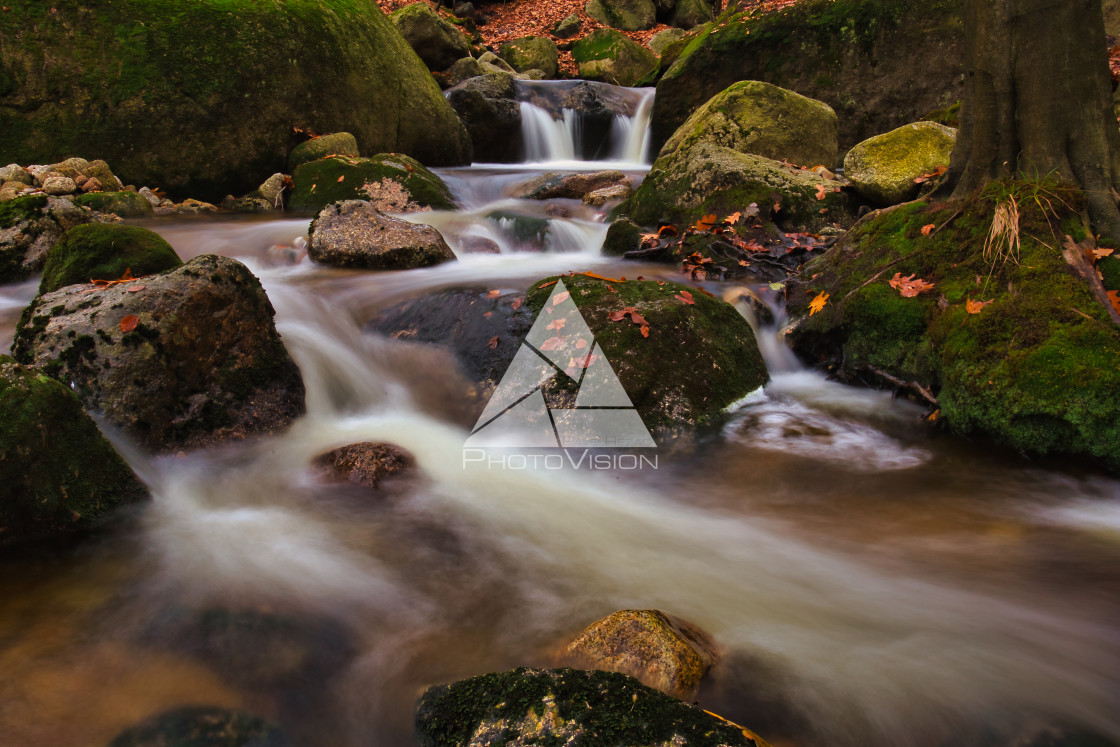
<box><xmin>1</xmin><ymin>81</ymin><xmax>1119</xmax><ymax>747</ymax></box>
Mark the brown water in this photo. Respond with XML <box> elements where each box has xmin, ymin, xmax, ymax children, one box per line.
<box><xmin>2</xmin><ymin>87</ymin><xmax>1119</xmax><ymax>746</ymax></box>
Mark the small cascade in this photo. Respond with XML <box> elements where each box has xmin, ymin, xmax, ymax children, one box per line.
<box><xmin>609</xmin><ymin>87</ymin><xmax>656</xmax><ymax>163</ymax></box>
<box><xmin>519</xmin><ymin>102</ymin><xmax>579</xmax><ymax>162</ymax></box>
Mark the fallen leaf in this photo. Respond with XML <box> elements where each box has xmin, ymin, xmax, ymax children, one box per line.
<box><xmin>657</xmin><ymin>225</ymin><xmax>678</xmax><ymax>237</ymax></box>
<box><xmin>1109</xmin><ymin>290</ymin><xmax>1120</xmax><ymax>315</ymax></box>
<box><xmin>546</xmin><ymin>318</ymin><xmax>567</xmax><ymax>331</ymax></box>
<box><xmin>575</xmin><ymin>338</ymin><xmax>588</xmax><ymax>349</ymax></box>
<box><xmin>540</xmin><ymin>336</ymin><xmax>566</xmax><ymax>351</ymax></box>
<box><xmin>486</xmin><ymin>289</ymin><xmax>501</xmax><ymax>298</ymax></box>
<box><xmin>694</xmin><ymin>213</ymin><xmax>718</xmax><ymax>231</ymax></box>
<box><xmin>511</xmin><ymin>297</ymin><xmax>522</xmax><ymax>310</ymax></box>
<box><xmin>921</xmin><ymin>223</ymin><xmax>936</xmax><ymax>236</ymax></box>
<box><xmin>726</xmin><ymin>211</ymin><xmax>742</xmax><ymax>225</ymax></box>
<box><xmin>674</xmin><ymin>290</ymin><xmax>696</xmax><ymax>305</ymax></box>
<box><xmin>815</xmin><ymin>184</ymin><xmax>828</xmax><ymax>200</ymax></box>
<box><xmin>126</xmin><ymin>285</ymin><xmax>145</xmax><ymax>293</ymax></box>
<box><xmin>487</xmin><ymin>336</ymin><xmax>499</xmax><ymax>349</ymax></box>
<box><xmin>913</xmin><ymin>165</ymin><xmax>948</xmax><ymax>184</ymax></box>
<box><xmin>965</xmin><ymin>298</ymin><xmax>993</xmax><ymax>314</ymax></box>
<box><xmin>120</xmin><ymin>314</ymin><xmax>139</xmax><ymax>333</ymax></box>
<box><xmin>889</xmin><ymin>272</ymin><xmax>935</xmax><ymax>297</ymax></box>
<box><xmin>640</xmin><ymin>325</ymin><xmax>650</xmax><ymax>338</ymax></box>
<box><xmin>808</xmin><ymin>292</ymin><xmax>829</xmax><ymax>315</ymax></box>
<box><xmin>580</xmin><ymin>271</ymin><xmax>626</xmax><ymax>282</ymax></box>
<box><xmin>337</xmin><ymin>175</ymin><xmax>345</xmax><ymax>183</ymax></box>
<box><xmin>1093</xmin><ymin>246</ymin><xmax>1115</xmax><ymax>260</ymax></box>
<box><xmin>538</xmin><ymin>281</ymin><xmax>558</xmax><ymax>289</ymax></box>
<box><xmin>552</xmin><ymin>291</ymin><xmax>570</xmax><ymax>305</ymax></box>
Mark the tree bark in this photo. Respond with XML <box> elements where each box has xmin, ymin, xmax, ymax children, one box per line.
<box><xmin>946</xmin><ymin>0</ymin><xmax>1120</xmax><ymax>239</ymax></box>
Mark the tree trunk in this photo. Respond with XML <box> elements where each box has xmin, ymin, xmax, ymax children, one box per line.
<box><xmin>946</xmin><ymin>0</ymin><xmax>1120</xmax><ymax>239</ymax></box>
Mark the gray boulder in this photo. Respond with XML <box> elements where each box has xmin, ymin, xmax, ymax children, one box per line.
<box><xmin>447</xmin><ymin>73</ymin><xmax>524</xmax><ymax>163</ymax></box>
<box><xmin>0</xmin><ymin>194</ymin><xmax>98</xmax><ymax>283</ymax></box>
<box><xmin>308</xmin><ymin>200</ymin><xmax>456</xmax><ymax>270</ymax></box>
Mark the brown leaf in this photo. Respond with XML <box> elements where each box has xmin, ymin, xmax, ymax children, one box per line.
<box><xmin>487</xmin><ymin>336</ymin><xmax>499</xmax><ymax>349</ymax></box>
<box><xmin>1093</xmin><ymin>246</ymin><xmax>1115</xmax><ymax>261</ymax></box>
<box><xmin>486</xmin><ymin>289</ymin><xmax>501</xmax><ymax>298</ymax></box>
<box><xmin>126</xmin><ymin>285</ymin><xmax>145</xmax><ymax>293</ymax></box>
<box><xmin>814</xmin><ymin>184</ymin><xmax>828</xmax><ymax>200</ymax></box>
<box><xmin>640</xmin><ymin>325</ymin><xmax>650</xmax><ymax>338</ymax></box>
<box><xmin>1109</xmin><ymin>290</ymin><xmax>1120</xmax><ymax>315</ymax></box>
<box><xmin>920</xmin><ymin>223</ymin><xmax>936</xmax><ymax>236</ymax></box>
<box><xmin>120</xmin><ymin>314</ymin><xmax>139</xmax><ymax>333</ymax></box>
<box><xmin>965</xmin><ymin>298</ymin><xmax>993</xmax><ymax>314</ymax></box>
<box><xmin>546</xmin><ymin>318</ymin><xmax>567</xmax><ymax>331</ymax></box>
<box><xmin>674</xmin><ymin>290</ymin><xmax>696</xmax><ymax>305</ymax></box>
<box><xmin>889</xmin><ymin>272</ymin><xmax>935</xmax><ymax>297</ymax></box>
<box><xmin>539</xmin><ymin>336</ymin><xmax>566</xmax><ymax>351</ymax></box>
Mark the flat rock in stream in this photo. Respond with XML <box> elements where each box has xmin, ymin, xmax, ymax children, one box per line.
<box><xmin>510</xmin><ymin>170</ymin><xmax>632</xmax><ymax>201</ymax></box>
<box><xmin>313</xmin><ymin>441</ymin><xmax>415</xmax><ymax>489</ymax></box>
<box><xmin>308</xmin><ymin>200</ymin><xmax>456</xmax><ymax>270</ymax></box>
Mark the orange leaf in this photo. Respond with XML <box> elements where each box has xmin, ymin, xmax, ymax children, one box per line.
<box><xmin>889</xmin><ymin>272</ymin><xmax>935</xmax><ymax>297</ymax></box>
<box><xmin>694</xmin><ymin>214</ymin><xmax>717</xmax><ymax>231</ymax></box>
<box><xmin>674</xmin><ymin>290</ymin><xmax>695</xmax><ymax>305</ymax></box>
<box><xmin>814</xmin><ymin>184</ymin><xmax>828</xmax><ymax>200</ymax></box>
<box><xmin>808</xmin><ymin>292</ymin><xmax>829</xmax><ymax>316</ymax></box>
<box><xmin>337</xmin><ymin>175</ymin><xmax>345</xmax><ymax>182</ymax></box>
<box><xmin>552</xmin><ymin>291</ymin><xmax>570</xmax><ymax>305</ymax></box>
<box><xmin>640</xmin><ymin>324</ymin><xmax>650</xmax><ymax>338</ymax></box>
<box><xmin>120</xmin><ymin>314</ymin><xmax>139</xmax><ymax>333</ymax></box>
<box><xmin>486</xmin><ymin>289</ymin><xmax>501</xmax><ymax>298</ymax></box>
<box><xmin>487</xmin><ymin>336</ymin><xmax>499</xmax><ymax>350</ymax></box>
<box><xmin>657</xmin><ymin>225</ymin><xmax>678</xmax><ymax>237</ymax></box>
<box><xmin>726</xmin><ymin>211</ymin><xmax>742</xmax><ymax>225</ymax></box>
<box><xmin>511</xmin><ymin>297</ymin><xmax>523</xmax><ymax>310</ymax></box>
<box><xmin>574</xmin><ymin>338</ymin><xmax>588</xmax><ymax>349</ymax></box>
<box><xmin>580</xmin><ymin>271</ymin><xmax>626</xmax><ymax>283</ymax></box>
<box><xmin>1109</xmin><ymin>290</ymin><xmax>1120</xmax><ymax>315</ymax></box>
<box><xmin>1093</xmin><ymin>246</ymin><xmax>1115</xmax><ymax>261</ymax></box>
<box><xmin>965</xmin><ymin>298</ymin><xmax>993</xmax><ymax>314</ymax></box>
<box><xmin>538</xmin><ymin>280</ymin><xmax>558</xmax><ymax>289</ymax></box>
<box><xmin>126</xmin><ymin>285</ymin><xmax>145</xmax><ymax>293</ymax></box>
<box><xmin>920</xmin><ymin>223</ymin><xmax>936</xmax><ymax>236</ymax></box>
<box><xmin>546</xmin><ymin>318</ymin><xmax>567</xmax><ymax>331</ymax></box>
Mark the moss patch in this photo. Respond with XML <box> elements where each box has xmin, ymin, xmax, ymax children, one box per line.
<box><xmin>72</xmin><ymin>191</ymin><xmax>154</xmax><ymax>218</ymax></box>
<box><xmin>288</xmin><ymin>154</ymin><xmax>455</xmax><ymax>214</ymax></box>
<box><xmin>39</xmin><ymin>223</ymin><xmax>182</xmax><ymax>294</ymax></box>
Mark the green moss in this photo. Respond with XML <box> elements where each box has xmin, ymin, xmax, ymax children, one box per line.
<box><xmin>415</xmin><ymin>668</ymin><xmax>757</xmax><ymax>747</ymax></box>
<box><xmin>572</xmin><ymin>29</ymin><xmax>628</xmax><ymax>62</ymax></box>
<box><xmin>288</xmin><ymin>154</ymin><xmax>455</xmax><ymax>214</ymax></box>
<box><xmin>72</xmin><ymin>191</ymin><xmax>154</xmax><ymax>218</ymax></box>
<box><xmin>0</xmin><ymin>193</ymin><xmax>46</xmax><ymax>229</ymax></box>
<box><xmin>921</xmin><ymin>100</ymin><xmax>961</xmax><ymax>127</ymax></box>
<box><xmin>39</xmin><ymin>223</ymin><xmax>183</xmax><ymax>294</ymax></box>
<box><xmin>1098</xmin><ymin>255</ymin><xmax>1120</xmax><ymax>291</ymax></box>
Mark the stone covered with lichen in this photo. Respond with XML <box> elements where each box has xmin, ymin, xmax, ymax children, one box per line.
<box><xmin>572</xmin><ymin>29</ymin><xmax>659</xmax><ymax>87</ymax></box>
<box><xmin>789</xmin><ymin>184</ymin><xmax>1120</xmax><ymax>468</ymax></box>
<box><xmin>0</xmin><ymin>355</ymin><xmax>147</xmax><ymax>546</ymax></box>
<box><xmin>415</xmin><ymin>667</ymin><xmax>767</xmax><ymax>747</ymax></box>
<box><xmin>0</xmin><ymin>194</ymin><xmax>99</xmax><ymax>283</ymax></box>
<box><xmin>498</xmin><ymin>37</ymin><xmax>560</xmax><ymax>78</ymax></box>
<box><xmin>389</xmin><ymin>2</ymin><xmax>473</xmax><ymax>72</ymax></box>
<box><xmin>12</xmin><ymin>254</ymin><xmax>305</xmax><ymax>452</ymax></box>
<box><xmin>659</xmin><ymin>81</ymin><xmax>839</xmax><ymax>169</ymax></box>
<box><xmin>308</xmin><ymin>200</ymin><xmax>456</xmax><ymax>269</ymax></box>
<box><xmin>288</xmin><ymin>154</ymin><xmax>456</xmax><ymax>214</ymax></box>
<box><xmin>843</xmin><ymin>122</ymin><xmax>956</xmax><ymax>205</ymax></box>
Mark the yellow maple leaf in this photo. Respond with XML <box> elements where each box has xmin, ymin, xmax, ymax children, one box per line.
<box><xmin>809</xmin><ymin>292</ymin><xmax>829</xmax><ymax>315</ymax></box>
<box><xmin>965</xmin><ymin>298</ymin><xmax>993</xmax><ymax>314</ymax></box>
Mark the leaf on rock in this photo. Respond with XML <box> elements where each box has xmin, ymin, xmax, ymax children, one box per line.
<box><xmin>120</xmin><ymin>315</ymin><xmax>139</xmax><ymax>333</ymax></box>
<box><xmin>486</xmin><ymin>289</ymin><xmax>501</xmax><ymax>298</ymax></box>
<box><xmin>965</xmin><ymin>298</ymin><xmax>993</xmax><ymax>314</ymax></box>
<box><xmin>674</xmin><ymin>290</ymin><xmax>695</xmax><ymax>305</ymax></box>
<box><xmin>815</xmin><ymin>184</ymin><xmax>828</xmax><ymax>200</ymax></box>
<box><xmin>694</xmin><ymin>214</ymin><xmax>718</xmax><ymax>231</ymax></box>
<box><xmin>552</xmin><ymin>291</ymin><xmax>570</xmax><ymax>305</ymax></box>
<box><xmin>1109</xmin><ymin>290</ymin><xmax>1120</xmax><ymax>315</ymax></box>
<box><xmin>538</xmin><ymin>280</ymin><xmax>558</xmax><ymax>289</ymax></box>
<box><xmin>1093</xmin><ymin>246</ymin><xmax>1115</xmax><ymax>260</ymax></box>
<box><xmin>920</xmin><ymin>223</ymin><xmax>936</xmax><ymax>236</ymax></box>
<box><xmin>546</xmin><ymin>318</ymin><xmax>567</xmax><ymax>331</ymax></box>
<box><xmin>487</xmin><ymin>336</ymin><xmax>499</xmax><ymax>349</ymax></box>
<box><xmin>913</xmin><ymin>165</ymin><xmax>948</xmax><ymax>184</ymax></box>
<box><xmin>889</xmin><ymin>272</ymin><xmax>935</xmax><ymax>297</ymax></box>
<box><xmin>337</xmin><ymin>175</ymin><xmax>345</xmax><ymax>183</ymax></box>
<box><xmin>808</xmin><ymin>292</ymin><xmax>829</xmax><ymax>316</ymax></box>
<box><xmin>726</xmin><ymin>211</ymin><xmax>742</xmax><ymax>225</ymax></box>
<box><xmin>511</xmin><ymin>297</ymin><xmax>523</xmax><ymax>310</ymax></box>
<box><xmin>540</xmin><ymin>336</ymin><xmax>567</xmax><ymax>351</ymax></box>
<box><xmin>640</xmin><ymin>324</ymin><xmax>650</xmax><ymax>338</ymax></box>
<box><xmin>580</xmin><ymin>271</ymin><xmax>626</xmax><ymax>282</ymax></box>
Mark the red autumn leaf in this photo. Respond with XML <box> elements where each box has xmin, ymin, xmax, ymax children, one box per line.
<box><xmin>552</xmin><ymin>291</ymin><xmax>570</xmax><ymax>305</ymax></box>
<box><xmin>889</xmin><ymin>272</ymin><xmax>936</xmax><ymax>297</ymax></box>
<box><xmin>629</xmin><ymin>311</ymin><xmax>648</xmax><ymax>325</ymax></box>
<box><xmin>815</xmin><ymin>184</ymin><xmax>828</xmax><ymax>200</ymax></box>
<box><xmin>605</xmin><ymin>284</ymin><xmax>616</xmax><ymax>293</ymax></box>
<box><xmin>120</xmin><ymin>314</ymin><xmax>139</xmax><ymax>333</ymax></box>
<box><xmin>608</xmin><ymin>309</ymin><xmax>629</xmax><ymax>321</ymax></box>
<box><xmin>539</xmin><ymin>336</ymin><xmax>566</xmax><ymax>351</ymax></box>
<box><xmin>575</xmin><ymin>338</ymin><xmax>588</xmax><ymax>349</ymax></box>
<box><xmin>538</xmin><ymin>281</ymin><xmax>558</xmax><ymax>289</ymax></box>
<box><xmin>674</xmin><ymin>290</ymin><xmax>696</xmax><ymax>305</ymax></box>
<box><xmin>487</xmin><ymin>336</ymin><xmax>499</xmax><ymax>349</ymax></box>
<box><xmin>921</xmin><ymin>223</ymin><xmax>936</xmax><ymax>236</ymax></box>
<box><xmin>511</xmin><ymin>297</ymin><xmax>523</xmax><ymax>310</ymax></box>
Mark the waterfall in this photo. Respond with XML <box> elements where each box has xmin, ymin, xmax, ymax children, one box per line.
<box><xmin>519</xmin><ymin>101</ymin><xmax>579</xmax><ymax>162</ymax></box>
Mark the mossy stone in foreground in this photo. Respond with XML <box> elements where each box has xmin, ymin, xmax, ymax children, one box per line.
<box><xmin>288</xmin><ymin>154</ymin><xmax>455</xmax><ymax>214</ymax></box>
<box><xmin>72</xmin><ymin>190</ymin><xmax>154</xmax><ymax>218</ymax></box>
<box><xmin>843</xmin><ymin>121</ymin><xmax>956</xmax><ymax>205</ymax></box>
<box><xmin>108</xmin><ymin>706</ymin><xmax>288</xmax><ymax>747</ymax></box>
<box><xmin>525</xmin><ymin>273</ymin><xmax>767</xmax><ymax>433</ymax></box>
<box><xmin>415</xmin><ymin>667</ymin><xmax>764</xmax><ymax>747</ymax></box>
<box><xmin>789</xmin><ymin>189</ymin><xmax>1120</xmax><ymax>468</ymax></box>
<box><xmin>39</xmin><ymin>223</ymin><xmax>183</xmax><ymax>294</ymax></box>
<box><xmin>0</xmin><ymin>356</ymin><xmax>147</xmax><ymax>546</ymax></box>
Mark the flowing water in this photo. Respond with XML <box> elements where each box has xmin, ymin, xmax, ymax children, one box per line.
<box><xmin>2</xmin><ymin>82</ymin><xmax>1119</xmax><ymax>747</ymax></box>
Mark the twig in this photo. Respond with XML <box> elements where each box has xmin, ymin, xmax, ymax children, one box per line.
<box><xmin>858</xmin><ymin>364</ymin><xmax>939</xmax><ymax>408</ymax></box>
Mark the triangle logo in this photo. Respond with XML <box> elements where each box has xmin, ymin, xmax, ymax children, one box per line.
<box><xmin>465</xmin><ymin>280</ymin><xmax>657</xmax><ymax>448</ymax></box>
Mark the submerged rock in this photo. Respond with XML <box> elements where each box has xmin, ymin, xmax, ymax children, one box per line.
<box><xmin>38</xmin><ymin>223</ymin><xmax>182</xmax><ymax>294</ymax></box>
<box><xmin>289</xmin><ymin>154</ymin><xmax>455</xmax><ymax>214</ymax></box>
<box><xmin>0</xmin><ymin>356</ymin><xmax>147</xmax><ymax>546</ymax></box>
<box><xmin>308</xmin><ymin>200</ymin><xmax>456</xmax><ymax>270</ymax></box>
<box><xmin>13</xmin><ymin>254</ymin><xmax>306</xmax><ymax>452</ymax></box>
<box><xmin>843</xmin><ymin>121</ymin><xmax>956</xmax><ymax>205</ymax></box>
<box><xmin>511</xmin><ymin>170</ymin><xmax>632</xmax><ymax>201</ymax></box>
<box><xmin>313</xmin><ymin>441</ymin><xmax>415</xmax><ymax>489</ymax></box>
<box><xmin>572</xmin><ymin>29</ymin><xmax>659</xmax><ymax>87</ymax></box>
<box><xmin>108</xmin><ymin>706</ymin><xmax>288</xmax><ymax>747</ymax></box>
<box><xmin>415</xmin><ymin>667</ymin><xmax>767</xmax><ymax>747</ymax></box>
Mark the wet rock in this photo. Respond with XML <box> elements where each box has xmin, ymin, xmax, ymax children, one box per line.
<box><xmin>460</xmin><ymin>235</ymin><xmax>502</xmax><ymax>254</ymax></box>
<box><xmin>843</xmin><ymin>121</ymin><xmax>957</xmax><ymax>205</ymax></box>
<box><xmin>602</xmin><ymin>217</ymin><xmax>644</xmax><ymax>256</ymax></box>
<box><xmin>38</xmin><ymin>223</ymin><xmax>182</xmax><ymax>294</ymax></box>
<box><xmin>586</xmin><ymin>0</ymin><xmax>656</xmax><ymax>31</ymax></box>
<box><xmin>72</xmin><ymin>191</ymin><xmax>155</xmax><ymax>219</ymax></box>
<box><xmin>289</xmin><ymin>154</ymin><xmax>455</xmax><ymax>214</ymax></box>
<box><xmin>287</xmin><ymin>132</ymin><xmax>360</xmax><ymax>173</ymax></box>
<box><xmin>447</xmin><ymin>73</ymin><xmax>524</xmax><ymax>163</ymax></box>
<box><xmin>572</xmin><ymin>29</ymin><xmax>659</xmax><ymax>87</ymax></box>
<box><xmin>308</xmin><ymin>200</ymin><xmax>455</xmax><ymax>270</ymax></box>
<box><xmin>0</xmin><ymin>194</ymin><xmax>99</xmax><ymax>283</ymax></box>
<box><xmin>561</xmin><ymin>609</ymin><xmax>718</xmax><ymax>700</ymax></box>
<box><xmin>512</xmin><ymin>170</ymin><xmax>631</xmax><ymax>201</ymax></box>
<box><xmin>415</xmin><ymin>667</ymin><xmax>766</xmax><ymax>747</ymax></box>
<box><xmin>257</xmin><ymin>172</ymin><xmax>288</xmax><ymax>207</ymax></box>
<box><xmin>478</xmin><ymin>50</ymin><xmax>520</xmax><ymax>75</ymax></box>
<box><xmin>225</xmin><ymin>196</ymin><xmax>276</xmax><ymax>213</ymax></box>
<box><xmin>41</xmin><ymin>175</ymin><xmax>77</xmax><ymax>195</ymax></box>
<box><xmin>498</xmin><ymin>36</ymin><xmax>560</xmax><ymax>79</ymax></box>
<box><xmin>108</xmin><ymin>706</ymin><xmax>288</xmax><ymax>747</ymax></box>
<box><xmin>584</xmin><ymin>182</ymin><xmax>635</xmax><ymax>205</ymax></box>
<box><xmin>313</xmin><ymin>442</ymin><xmax>415</xmax><ymax>489</ymax></box>
<box><xmin>0</xmin><ymin>356</ymin><xmax>147</xmax><ymax>547</ymax></box>
<box><xmin>13</xmin><ymin>254</ymin><xmax>306</xmax><ymax>452</ymax></box>
<box><xmin>390</xmin><ymin>2</ymin><xmax>472</xmax><ymax>71</ymax></box>
<box><xmin>552</xmin><ymin>13</ymin><xmax>582</xmax><ymax>38</ymax></box>
<box><xmin>366</xmin><ymin>286</ymin><xmax>533</xmax><ymax>391</ymax></box>
<box><xmin>658</xmin><ymin>80</ymin><xmax>839</xmax><ymax>169</ymax></box>
<box><xmin>137</xmin><ymin>187</ymin><xmax>162</xmax><ymax>208</ymax></box>
<box><xmin>177</xmin><ymin>198</ymin><xmax>220</xmax><ymax>214</ymax></box>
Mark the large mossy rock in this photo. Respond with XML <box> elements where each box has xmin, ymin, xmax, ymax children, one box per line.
<box><xmin>789</xmin><ymin>191</ymin><xmax>1120</xmax><ymax>469</ymax></box>
<box><xmin>572</xmin><ymin>29</ymin><xmax>659</xmax><ymax>87</ymax></box>
<box><xmin>415</xmin><ymin>667</ymin><xmax>766</xmax><ymax>747</ymax></box>
<box><xmin>39</xmin><ymin>223</ymin><xmax>183</xmax><ymax>294</ymax></box>
<box><xmin>71</xmin><ymin>191</ymin><xmax>154</xmax><ymax>219</ymax></box>
<box><xmin>308</xmin><ymin>200</ymin><xmax>456</xmax><ymax>270</ymax></box>
<box><xmin>389</xmin><ymin>2</ymin><xmax>472</xmax><ymax>72</ymax></box>
<box><xmin>562</xmin><ymin>609</ymin><xmax>718</xmax><ymax>701</ymax></box>
<box><xmin>289</xmin><ymin>154</ymin><xmax>455</xmax><ymax>214</ymax></box>
<box><xmin>525</xmin><ymin>273</ymin><xmax>767</xmax><ymax>433</ymax></box>
<box><xmin>0</xmin><ymin>194</ymin><xmax>97</xmax><ymax>283</ymax></box>
<box><xmin>586</xmin><ymin>0</ymin><xmax>657</xmax><ymax>30</ymax></box>
<box><xmin>13</xmin><ymin>254</ymin><xmax>306</xmax><ymax>452</ymax></box>
<box><xmin>108</xmin><ymin>706</ymin><xmax>288</xmax><ymax>747</ymax></box>
<box><xmin>658</xmin><ymin>81</ymin><xmax>839</xmax><ymax>168</ymax></box>
<box><xmin>843</xmin><ymin>121</ymin><xmax>956</xmax><ymax>205</ymax></box>
<box><xmin>0</xmin><ymin>356</ymin><xmax>147</xmax><ymax>546</ymax></box>
<box><xmin>623</xmin><ymin>141</ymin><xmax>852</xmax><ymax>231</ymax></box>
<box><xmin>498</xmin><ymin>37</ymin><xmax>560</xmax><ymax>79</ymax></box>
<box><xmin>446</xmin><ymin>73</ymin><xmax>524</xmax><ymax>163</ymax></box>
<box><xmin>651</xmin><ymin>0</ymin><xmax>963</xmax><ymax>153</ymax></box>
<box><xmin>0</xmin><ymin>0</ymin><xmax>471</xmax><ymax>202</ymax></box>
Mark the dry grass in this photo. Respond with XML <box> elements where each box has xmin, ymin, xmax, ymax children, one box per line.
<box><xmin>984</xmin><ymin>194</ymin><xmax>1022</xmax><ymax>269</ymax></box>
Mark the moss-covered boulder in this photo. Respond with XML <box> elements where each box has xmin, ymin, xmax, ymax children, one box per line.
<box><xmin>623</xmin><ymin>141</ymin><xmax>853</xmax><ymax>231</ymax></box>
<box><xmin>572</xmin><ymin>29</ymin><xmax>659</xmax><ymax>87</ymax></box>
<box><xmin>0</xmin><ymin>356</ymin><xmax>147</xmax><ymax>546</ymax></box>
<box><xmin>308</xmin><ymin>200</ymin><xmax>456</xmax><ymax>270</ymax></box>
<box><xmin>0</xmin><ymin>0</ymin><xmax>470</xmax><ymax>202</ymax></box>
<box><xmin>0</xmin><ymin>194</ymin><xmax>98</xmax><ymax>283</ymax></box>
<box><xmin>288</xmin><ymin>154</ymin><xmax>455</xmax><ymax>214</ymax></box>
<box><xmin>415</xmin><ymin>667</ymin><xmax>766</xmax><ymax>747</ymax></box>
<box><xmin>843</xmin><ymin>121</ymin><xmax>956</xmax><ymax>205</ymax></box>
<box><xmin>602</xmin><ymin>217</ymin><xmax>645</xmax><ymax>256</ymax></box>
<box><xmin>287</xmin><ymin>132</ymin><xmax>360</xmax><ymax>173</ymax></box>
<box><xmin>525</xmin><ymin>273</ymin><xmax>767</xmax><ymax>433</ymax></box>
<box><xmin>651</xmin><ymin>0</ymin><xmax>964</xmax><ymax>153</ymax></box>
<box><xmin>389</xmin><ymin>2</ymin><xmax>473</xmax><ymax>71</ymax></box>
<box><xmin>13</xmin><ymin>254</ymin><xmax>306</xmax><ymax>452</ymax></box>
<box><xmin>108</xmin><ymin>706</ymin><xmax>287</xmax><ymax>747</ymax></box>
<box><xmin>789</xmin><ymin>187</ymin><xmax>1120</xmax><ymax>468</ymax></box>
<box><xmin>670</xmin><ymin>0</ymin><xmax>715</xmax><ymax>28</ymax></box>
<box><xmin>649</xmin><ymin>27</ymin><xmax>687</xmax><ymax>54</ymax></box>
<box><xmin>39</xmin><ymin>224</ymin><xmax>182</xmax><ymax>294</ymax></box>
<box><xmin>562</xmin><ymin>610</ymin><xmax>718</xmax><ymax>700</ymax></box>
<box><xmin>659</xmin><ymin>81</ymin><xmax>838</xmax><ymax>168</ymax></box>
<box><xmin>498</xmin><ymin>36</ymin><xmax>560</xmax><ymax>79</ymax></box>
<box><xmin>586</xmin><ymin>0</ymin><xmax>657</xmax><ymax>30</ymax></box>
<box><xmin>553</xmin><ymin>13</ymin><xmax>582</xmax><ymax>38</ymax></box>
<box><xmin>446</xmin><ymin>73</ymin><xmax>524</xmax><ymax>163</ymax></box>
<box><xmin>71</xmin><ymin>191</ymin><xmax>154</xmax><ymax>219</ymax></box>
